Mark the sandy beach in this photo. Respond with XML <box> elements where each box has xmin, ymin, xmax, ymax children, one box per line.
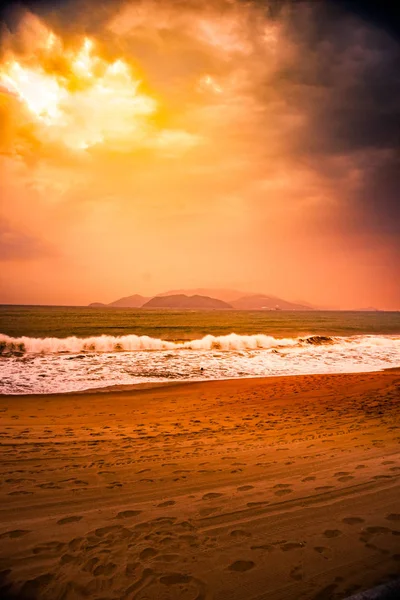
<box><xmin>0</xmin><ymin>370</ymin><xmax>399</xmax><ymax>600</ymax></box>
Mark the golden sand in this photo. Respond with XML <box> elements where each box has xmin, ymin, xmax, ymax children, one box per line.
<box><xmin>0</xmin><ymin>371</ymin><xmax>399</xmax><ymax>599</ymax></box>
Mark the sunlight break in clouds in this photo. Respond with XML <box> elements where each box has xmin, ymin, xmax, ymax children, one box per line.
<box><xmin>0</xmin><ymin>24</ymin><xmax>198</xmax><ymax>152</ymax></box>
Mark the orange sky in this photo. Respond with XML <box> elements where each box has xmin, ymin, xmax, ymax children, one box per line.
<box><xmin>0</xmin><ymin>0</ymin><xmax>399</xmax><ymax>309</ymax></box>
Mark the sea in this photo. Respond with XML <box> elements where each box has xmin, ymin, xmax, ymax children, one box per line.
<box><xmin>1</xmin><ymin>305</ymin><xmax>399</xmax><ymax>394</ymax></box>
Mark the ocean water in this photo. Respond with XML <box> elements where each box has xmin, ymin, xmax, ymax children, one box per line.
<box><xmin>1</xmin><ymin>306</ymin><xmax>399</xmax><ymax>394</ymax></box>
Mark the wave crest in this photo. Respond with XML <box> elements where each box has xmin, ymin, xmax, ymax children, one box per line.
<box><xmin>0</xmin><ymin>332</ymin><xmax>332</xmax><ymax>355</ymax></box>
<box><xmin>1</xmin><ymin>332</ymin><xmax>399</xmax><ymax>358</ymax></box>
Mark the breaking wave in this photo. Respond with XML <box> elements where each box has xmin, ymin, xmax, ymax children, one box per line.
<box><xmin>0</xmin><ymin>332</ymin><xmax>336</xmax><ymax>355</ymax></box>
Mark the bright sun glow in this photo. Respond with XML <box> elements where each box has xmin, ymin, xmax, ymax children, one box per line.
<box><xmin>0</xmin><ymin>31</ymin><xmax>197</xmax><ymax>152</ymax></box>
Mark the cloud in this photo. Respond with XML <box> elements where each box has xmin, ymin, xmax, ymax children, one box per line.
<box><xmin>270</xmin><ymin>2</ymin><xmax>400</xmax><ymax>243</ymax></box>
<box><xmin>0</xmin><ymin>0</ymin><xmax>398</xmax><ymax>306</ymax></box>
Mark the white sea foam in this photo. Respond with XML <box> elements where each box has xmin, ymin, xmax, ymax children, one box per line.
<box><xmin>0</xmin><ymin>332</ymin><xmax>303</xmax><ymax>353</ymax></box>
<box><xmin>0</xmin><ymin>333</ymin><xmax>399</xmax><ymax>394</ymax></box>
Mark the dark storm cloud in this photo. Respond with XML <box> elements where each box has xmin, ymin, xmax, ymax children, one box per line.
<box><xmin>278</xmin><ymin>6</ymin><xmax>400</xmax><ymax>155</ymax></box>
<box><xmin>259</xmin><ymin>0</ymin><xmax>400</xmax><ymax>243</ymax></box>
<box><xmin>334</xmin><ymin>1</ymin><xmax>400</xmax><ymax>40</ymax></box>
<box><xmin>253</xmin><ymin>0</ymin><xmax>400</xmax><ymax>40</ymax></box>
<box><xmin>352</xmin><ymin>153</ymin><xmax>400</xmax><ymax>236</ymax></box>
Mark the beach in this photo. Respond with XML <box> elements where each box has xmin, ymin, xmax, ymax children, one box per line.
<box><xmin>1</xmin><ymin>0</ymin><xmax>399</xmax><ymax>596</ymax></box>
<box><xmin>0</xmin><ymin>370</ymin><xmax>399</xmax><ymax>599</ymax></box>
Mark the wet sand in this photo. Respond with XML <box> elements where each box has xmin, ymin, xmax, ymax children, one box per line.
<box><xmin>0</xmin><ymin>370</ymin><xmax>399</xmax><ymax>599</ymax></box>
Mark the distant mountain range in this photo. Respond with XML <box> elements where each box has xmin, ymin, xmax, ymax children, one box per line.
<box><xmin>110</xmin><ymin>294</ymin><xmax>151</xmax><ymax>308</ymax></box>
<box><xmin>155</xmin><ymin>288</ymin><xmax>250</xmax><ymax>302</ymax></box>
<box><xmin>89</xmin><ymin>294</ymin><xmax>149</xmax><ymax>308</ymax></box>
<box><xmin>89</xmin><ymin>289</ymin><xmax>315</xmax><ymax>310</ymax></box>
<box><xmin>143</xmin><ymin>294</ymin><xmax>232</xmax><ymax>309</ymax></box>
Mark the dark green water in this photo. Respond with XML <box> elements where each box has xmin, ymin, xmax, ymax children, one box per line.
<box><xmin>1</xmin><ymin>305</ymin><xmax>399</xmax><ymax>340</ymax></box>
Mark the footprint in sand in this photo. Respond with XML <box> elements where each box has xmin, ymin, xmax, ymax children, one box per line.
<box><xmin>60</xmin><ymin>553</ymin><xmax>78</xmax><ymax>565</ymax></box>
<box><xmin>202</xmin><ymin>493</ymin><xmax>223</xmax><ymax>500</ymax></box>
<box><xmin>93</xmin><ymin>562</ymin><xmax>117</xmax><ymax>576</ymax></box>
<box><xmin>158</xmin><ymin>500</ymin><xmax>176</xmax><ymax>507</ymax></box>
<box><xmin>237</xmin><ymin>485</ymin><xmax>254</xmax><ymax>491</ymax></box>
<box><xmin>302</xmin><ymin>476</ymin><xmax>316</xmax><ymax>482</ymax></box>
<box><xmin>117</xmin><ymin>510</ymin><xmax>142</xmax><ymax>519</ymax></box>
<box><xmin>135</xmin><ymin>573</ymin><xmax>208</xmax><ymax>600</ymax></box>
<box><xmin>342</xmin><ymin>517</ymin><xmax>365</xmax><ymax>525</ymax></box>
<box><xmin>32</xmin><ymin>541</ymin><xmax>65</xmax><ymax>556</ymax></box>
<box><xmin>230</xmin><ymin>530</ymin><xmax>251</xmax><ymax>538</ymax></box>
<box><xmin>275</xmin><ymin>488</ymin><xmax>292</xmax><ymax>496</ymax></box>
<box><xmin>68</xmin><ymin>538</ymin><xmax>83</xmax><ymax>551</ymax></box>
<box><xmin>364</xmin><ymin>526</ymin><xmax>391</xmax><ymax>535</ymax></box>
<box><xmin>386</xmin><ymin>514</ymin><xmax>400</xmax><ymax>522</ymax></box>
<box><xmin>82</xmin><ymin>557</ymin><xmax>100</xmax><ymax>573</ymax></box>
<box><xmin>251</xmin><ymin>544</ymin><xmax>275</xmax><ymax>552</ymax></box>
<box><xmin>281</xmin><ymin>541</ymin><xmax>305</xmax><ymax>551</ymax></box>
<box><xmin>140</xmin><ymin>548</ymin><xmax>158</xmax><ymax>560</ymax></box>
<box><xmin>157</xmin><ymin>554</ymin><xmax>181</xmax><ymax>563</ymax></box>
<box><xmin>157</xmin><ymin>536</ymin><xmax>174</xmax><ymax>547</ymax></box>
<box><xmin>338</xmin><ymin>476</ymin><xmax>354</xmax><ymax>482</ymax></box>
<box><xmin>228</xmin><ymin>560</ymin><xmax>255</xmax><ymax>572</ymax></box>
<box><xmin>0</xmin><ymin>529</ymin><xmax>31</xmax><ymax>539</ymax></box>
<box><xmin>323</xmin><ymin>529</ymin><xmax>342</xmax><ymax>538</ymax></box>
<box><xmin>57</xmin><ymin>516</ymin><xmax>83</xmax><ymax>525</ymax></box>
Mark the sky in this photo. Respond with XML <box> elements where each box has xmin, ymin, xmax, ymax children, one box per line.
<box><xmin>0</xmin><ymin>0</ymin><xmax>399</xmax><ymax>309</ymax></box>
